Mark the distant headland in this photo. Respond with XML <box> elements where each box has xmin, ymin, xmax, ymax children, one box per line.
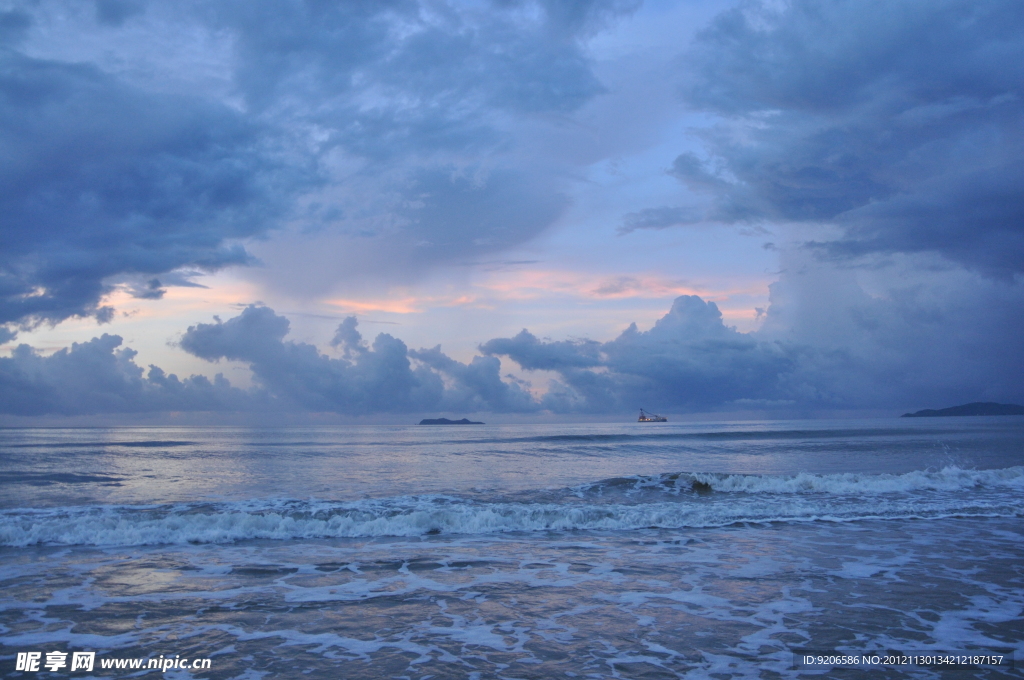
<box><xmin>418</xmin><ymin>417</ymin><xmax>485</xmax><ymax>425</ymax></box>
<box><xmin>901</xmin><ymin>402</ymin><xmax>1024</xmax><ymax>418</ymax></box>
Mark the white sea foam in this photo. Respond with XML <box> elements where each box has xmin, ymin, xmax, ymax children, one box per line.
<box><xmin>703</xmin><ymin>464</ymin><xmax>1024</xmax><ymax>493</ymax></box>
<box><xmin>583</xmin><ymin>465</ymin><xmax>1024</xmax><ymax>496</ymax></box>
<box><xmin>3</xmin><ymin>466</ymin><xmax>1021</xmax><ymax>547</ymax></box>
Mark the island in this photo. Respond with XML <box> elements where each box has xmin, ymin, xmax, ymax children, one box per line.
<box><xmin>901</xmin><ymin>402</ymin><xmax>1024</xmax><ymax>417</ymax></box>
<box><xmin>418</xmin><ymin>417</ymin><xmax>485</xmax><ymax>425</ymax></box>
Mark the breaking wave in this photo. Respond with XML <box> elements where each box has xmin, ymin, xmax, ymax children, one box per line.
<box><xmin>574</xmin><ymin>465</ymin><xmax>1024</xmax><ymax>496</ymax></box>
<box><xmin>3</xmin><ymin>466</ymin><xmax>1022</xmax><ymax>547</ymax></box>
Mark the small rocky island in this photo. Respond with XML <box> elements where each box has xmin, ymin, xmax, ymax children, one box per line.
<box><xmin>418</xmin><ymin>417</ymin><xmax>485</xmax><ymax>425</ymax></box>
<box><xmin>901</xmin><ymin>402</ymin><xmax>1024</xmax><ymax>417</ymax></box>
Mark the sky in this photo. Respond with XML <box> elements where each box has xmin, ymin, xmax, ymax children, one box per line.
<box><xmin>1</xmin><ymin>0</ymin><xmax>1022</xmax><ymax>423</ymax></box>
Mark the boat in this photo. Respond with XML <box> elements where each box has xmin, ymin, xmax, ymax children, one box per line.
<box><xmin>638</xmin><ymin>408</ymin><xmax>667</xmax><ymax>422</ymax></box>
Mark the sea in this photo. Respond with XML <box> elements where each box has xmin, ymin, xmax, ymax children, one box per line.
<box><xmin>1</xmin><ymin>418</ymin><xmax>1022</xmax><ymax>679</ymax></box>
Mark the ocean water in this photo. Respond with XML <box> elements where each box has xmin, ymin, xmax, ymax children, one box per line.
<box><xmin>1</xmin><ymin>418</ymin><xmax>1022</xmax><ymax>679</ymax></box>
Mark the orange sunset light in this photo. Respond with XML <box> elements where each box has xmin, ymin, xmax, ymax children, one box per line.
<box><xmin>477</xmin><ymin>268</ymin><xmax>767</xmax><ymax>303</ymax></box>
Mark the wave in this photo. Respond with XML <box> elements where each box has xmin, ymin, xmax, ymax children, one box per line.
<box><xmin>575</xmin><ymin>465</ymin><xmax>1024</xmax><ymax>497</ymax></box>
<box><xmin>3</xmin><ymin>466</ymin><xmax>1022</xmax><ymax>547</ymax></box>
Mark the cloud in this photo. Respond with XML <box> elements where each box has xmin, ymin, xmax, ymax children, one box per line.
<box><xmin>6</xmin><ymin>280</ymin><xmax>1023</xmax><ymax>418</ymax></box>
<box><xmin>483</xmin><ymin>278</ymin><xmax>1024</xmax><ymax>413</ymax></box>
<box><xmin>8</xmin><ymin>0</ymin><xmax>1020</xmax><ymax>420</ymax></box>
<box><xmin>180</xmin><ymin>305</ymin><xmax>538</xmax><ymax>414</ymax></box>
<box><xmin>483</xmin><ymin>295</ymin><xmax>791</xmax><ymax>412</ymax></box>
<box><xmin>0</xmin><ymin>326</ymin><xmax>17</xmax><ymax>344</ymax></box>
<box><xmin>0</xmin><ymin>335</ymin><xmax>255</xmax><ymax>416</ymax></box>
<box><xmin>824</xmin><ymin>162</ymin><xmax>1024</xmax><ymax>277</ymax></box>
<box><xmin>756</xmin><ymin>251</ymin><xmax>1024</xmax><ymax>409</ymax></box>
<box><xmin>482</xmin><ymin>330</ymin><xmax>602</xmax><ymax>371</ymax></box>
<box><xmin>388</xmin><ymin>166</ymin><xmax>568</xmax><ymax>270</ymax></box>
<box><xmin>94</xmin><ymin>0</ymin><xmax>142</xmax><ymax>27</ymax></box>
<box><xmin>676</xmin><ymin>0</ymin><xmax>1024</xmax><ymax>276</ymax></box>
<box><xmin>619</xmin><ymin>206</ymin><xmax>703</xmax><ymax>234</ymax></box>
<box><xmin>0</xmin><ymin>304</ymin><xmax>543</xmax><ymax>417</ymax></box>
<box><xmin>180</xmin><ymin>306</ymin><xmax>440</xmax><ymax>413</ymax></box>
<box><xmin>214</xmin><ymin>0</ymin><xmax>625</xmax><ymax>124</ymax></box>
<box><xmin>1</xmin><ymin>0</ymin><xmax>637</xmax><ymax>323</ymax></box>
<box><xmin>409</xmin><ymin>346</ymin><xmax>539</xmax><ymax>413</ymax></box>
<box><xmin>210</xmin><ymin>0</ymin><xmax>623</xmax><ymax>287</ymax></box>
<box><xmin>0</xmin><ymin>9</ymin><xmax>30</xmax><ymax>45</ymax></box>
<box><xmin>0</xmin><ymin>47</ymin><xmax>302</xmax><ymax>327</ymax></box>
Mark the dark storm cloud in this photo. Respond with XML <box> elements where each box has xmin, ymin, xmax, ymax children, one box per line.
<box><xmin>0</xmin><ymin>335</ymin><xmax>256</xmax><ymax>416</ymax></box>
<box><xmin>824</xmin><ymin>162</ymin><xmax>1024</xmax><ymax>276</ymax></box>
<box><xmin>677</xmin><ymin>0</ymin><xmax>1024</xmax><ymax>276</ymax></box>
<box><xmin>484</xmin><ymin>284</ymin><xmax>1024</xmax><ymax>413</ymax></box>
<box><xmin>483</xmin><ymin>295</ymin><xmax>792</xmax><ymax>412</ymax></box>
<box><xmin>1</xmin><ymin>0</ymin><xmax>632</xmax><ymax>328</ymax></box>
<box><xmin>0</xmin><ymin>49</ymin><xmax>298</xmax><ymax>327</ymax></box>
<box><xmin>201</xmin><ymin>0</ymin><xmax>620</xmax><ymax>274</ymax></box>
<box><xmin>756</xmin><ymin>253</ymin><xmax>1024</xmax><ymax>409</ymax></box>
<box><xmin>213</xmin><ymin>0</ymin><xmax>626</xmax><ymax>122</ymax></box>
<box><xmin>179</xmin><ymin>305</ymin><xmax>537</xmax><ymax>414</ymax></box>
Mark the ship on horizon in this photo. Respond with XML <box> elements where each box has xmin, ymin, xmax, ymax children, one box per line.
<box><xmin>638</xmin><ymin>408</ymin><xmax>667</xmax><ymax>422</ymax></box>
